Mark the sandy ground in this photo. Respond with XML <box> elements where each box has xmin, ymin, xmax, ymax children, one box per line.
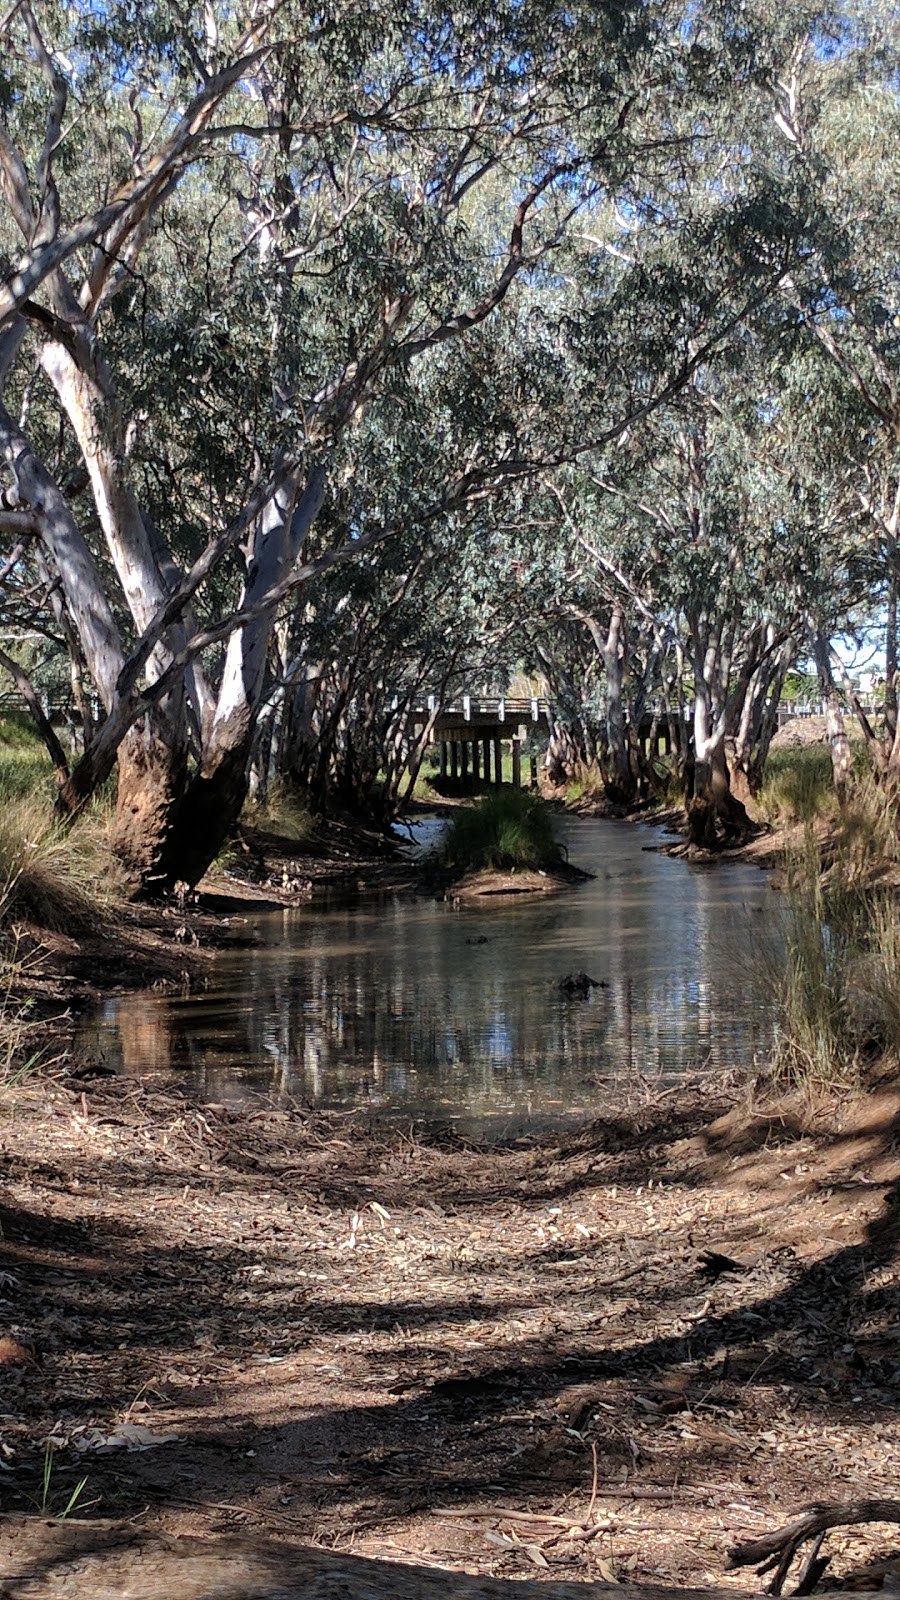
<box><xmin>2</xmin><ymin>1073</ymin><xmax>900</xmax><ymax>1591</ymax></box>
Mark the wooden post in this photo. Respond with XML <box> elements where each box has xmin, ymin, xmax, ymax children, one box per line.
<box><xmin>511</xmin><ymin>736</ymin><xmax>522</xmax><ymax>789</ymax></box>
<box><xmin>529</xmin><ymin>752</ymin><xmax>538</xmax><ymax>789</ymax></box>
<box><xmin>461</xmin><ymin>740</ymin><xmax>469</xmax><ymax>784</ymax></box>
<box><xmin>450</xmin><ymin>742</ymin><xmax>459</xmax><ymax>781</ymax></box>
<box><xmin>493</xmin><ymin>736</ymin><xmax>503</xmax><ymax>786</ymax></box>
<box><xmin>472</xmin><ymin>741</ymin><xmax>480</xmax><ymax>783</ymax></box>
<box><xmin>483</xmin><ymin>737</ymin><xmax>492</xmax><ymax>783</ymax></box>
<box><xmin>440</xmin><ymin>741</ymin><xmax>448</xmax><ymax>780</ymax></box>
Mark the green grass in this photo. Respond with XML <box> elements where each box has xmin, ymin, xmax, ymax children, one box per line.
<box><xmin>758</xmin><ymin>746</ymin><xmax>837</xmax><ymax>826</ymax></box>
<box><xmin>0</xmin><ymin>726</ymin><xmax>56</xmax><ymax>806</ymax></box>
<box><xmin>438</xmin><ymin>788</ymin><xmax>563</xmax><ymax>875</ymax></box>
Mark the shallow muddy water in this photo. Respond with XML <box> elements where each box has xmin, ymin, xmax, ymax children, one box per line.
<box><xmin>85</xmin><ymin>818</ymin><xmax>782</xmax><ymax>1132</ymax></box>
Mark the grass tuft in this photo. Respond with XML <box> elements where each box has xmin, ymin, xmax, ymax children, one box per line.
<box><xmin>772</xmin><ymin>786</ymin><xmax>900</xmax><ymax>1089</ymax></box>
<box><xmin>439</xmin><ymin>788</ymin><xmax>563</xmax><ymax>875</ymax></box>
<box><xmin>771</xmin><ymin>830</ymin><xmax>860</xmax><ymax>1088</ymax></box>
<box><xmin>0</xmin><ymin>798</ymin><xmax>117</xmax><ymax>934</ymax></box>
<box><xmin>243</xmin><ymin>782</ymin><xmax>315</xmax><ymax>843</ymax></box>
<box><xmin>759</xmin><ymin>746</ymin><xmax>837</xmax><ymax>826</ymax></box>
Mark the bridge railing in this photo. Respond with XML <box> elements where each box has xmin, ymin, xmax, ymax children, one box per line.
<box><xmin>411</xmin><ymin>695</ymin><xmax>549</xmax><ymax>724</ymax></box>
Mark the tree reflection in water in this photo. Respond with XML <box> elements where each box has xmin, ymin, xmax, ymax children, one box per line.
<box><xmin>86</xmin><ymin>820</ymin><xmax>780</xmax><ymax>1132</ymax></box>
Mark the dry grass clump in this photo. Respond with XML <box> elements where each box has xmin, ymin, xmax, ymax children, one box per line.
<box><xmin>242</xmin><ymin>781</ymin><xmax>315</xmax><ymax>844</ymax></box>
<box><xmin>0</xmin><ymin>798</ymin><xmax>122</xmax><ymax>1079</ymax></box>
<box><xmin>759</xmin><ymin>746</ymin><xmax>838</xmax><ymax>826</ymax></box>
<box><xmin>773</xmin><ymin>789</ymin><xmax>900</xmax><ymax>1088</ymax></box>
<box><xmin>0</xmin><ymin>797</ymin><xmax>118</xmax><ymax>936</ymax></box>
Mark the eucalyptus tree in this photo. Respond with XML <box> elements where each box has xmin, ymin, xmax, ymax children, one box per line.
<box><xmin>265</xmin><ymin>506</ymin><xmax>526</xmax><ymax>819</ymax></box>
<box><xmin>0</xmin><ymin>0</ymin><xmax>782</xmax><ymax>891</ymax></box>
<box><xmin>763</xmin><ymin>1</ymin><xmax>900</xmax><ymax>753</ymax></box>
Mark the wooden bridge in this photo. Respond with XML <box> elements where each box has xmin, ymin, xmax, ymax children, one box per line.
<box><xmin>409</xmin><ymin>696</ymin><xmax>549</xmax><ymax>787</ymax></box>
<box><xmin>408</xmin><ymin>693</ymin><xmax>835</xmax><ymax>789</ymax></box>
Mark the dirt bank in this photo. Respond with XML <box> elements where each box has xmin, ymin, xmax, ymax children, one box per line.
<box><xmin>442</xmin><ymin>860</ymin><xmax>594</xmax><ymax>899</ymax></box>
<box><xmin>2</xmin><ymin>1074</ymin><xmax>900</xmax><ymax>1590</ymax></box>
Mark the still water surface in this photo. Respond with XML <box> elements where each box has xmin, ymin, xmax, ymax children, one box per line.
<box><xmin>86</xmin><ymin>818</ymin><xmax>781</xmax><ymax>1132</ymax></box>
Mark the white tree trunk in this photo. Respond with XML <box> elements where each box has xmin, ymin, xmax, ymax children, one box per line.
<box><xmin>205</xmin><ymin>465</ymin><xmax>326</xmax><ymax>773</ymax></box>
<box><xmin>0</xmin><ymin>398</ymin><xmax>124</xmax><ymax>713</ymax></box>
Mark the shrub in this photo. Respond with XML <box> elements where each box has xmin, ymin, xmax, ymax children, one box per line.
<box><xmin>439</xmin><ymin>789</ymin><xmax>563</xmax><ymax>874</ymax></box>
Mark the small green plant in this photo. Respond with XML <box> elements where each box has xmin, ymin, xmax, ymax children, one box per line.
<box><xmin>439</xmin><ymin>788</ymin><xmax>563</xmax><ymax>874</ymax></box>
<box><xmin>38</xmin><ymin>1445</ymin><xmax>89</xmax><ymax>1518</ymax></box>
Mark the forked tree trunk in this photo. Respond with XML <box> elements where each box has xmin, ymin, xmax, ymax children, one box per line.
<box><xmin>726</xmin><ymin>633</ymin><xmax>793</xmax><ymax>806</ymax></box>
<box><xmin>153</xmin><ymin>739</ymin><xmax>251</xmax><ymax>889</ymax></box>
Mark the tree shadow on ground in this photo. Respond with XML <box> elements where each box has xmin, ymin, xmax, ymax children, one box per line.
<box><xmin>3</xmin><ymin>1088</ymin><xmax>900</xmax><ymax>1544</ymax></box>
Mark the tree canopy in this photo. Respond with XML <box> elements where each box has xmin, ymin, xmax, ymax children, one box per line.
<box><xmin>1</xmin><ymin>0</ymin><xmax>898</xmax><ymax>880</ymax></box>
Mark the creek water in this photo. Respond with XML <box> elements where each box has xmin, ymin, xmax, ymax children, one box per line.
<box><xmin>84</xmin><ymin>817</ymin><xmax>783</xmax><ymax>1134</ymax></box>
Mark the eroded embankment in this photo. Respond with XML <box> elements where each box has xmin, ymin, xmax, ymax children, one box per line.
<box><xmin>1</xmin><ymin>1076</ymin><xmax>900</xmax><ymax>1589</ymax></box>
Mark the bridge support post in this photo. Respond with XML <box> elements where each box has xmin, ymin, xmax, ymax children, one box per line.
<box><xmin>440</xmin><ymin>742</ymin><xmax>448</xmax><ymax>781</ymax></box>
<box><xmin>472</xmin><ymin>742</ymin><xmax>480</xmax><ymax>784</ymax></box>
<box><xmin>493</xmin><ymin>735</ymin><xmax>503</xmax><ymax>787</ymax></box>
<box><xmin>461</xmin><ymin>741</ymin><xmax>469</xmax><ymax>786</ymax></box>
<box><xmin>529</xmin><ymin>753</ymin><xmax>538</xmax><ymax>789</ymax></box>
<box><xmin>511</xmin><ymin>737</ymin><xmax>522</xmax><ymax>789</ymax></box>
<box><xmin>482</xmin><ymin>737</ymin><xmax>491</xmax><ymax>784</ymax></box>
<box><xmin>450</xmin><ymin>742</ymin><xmax>459</xmax><ymax>782</ymax></box>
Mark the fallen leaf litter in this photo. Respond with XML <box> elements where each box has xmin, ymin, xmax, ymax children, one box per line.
<box><xmin>1</xmin><ymin>1076</ymin><xmax>900</xmax><ymax>1588</ymax></box>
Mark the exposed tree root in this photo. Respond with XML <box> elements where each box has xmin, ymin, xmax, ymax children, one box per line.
<box><xmin>728</xmin><ymin>1499</ymin><xmax>900</xmax><ymax>1596</ymax></box>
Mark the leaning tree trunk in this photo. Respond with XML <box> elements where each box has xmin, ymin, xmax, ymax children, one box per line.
<box><xmin>39</xmin><ymin>325</ymin><xmax>200</xmax><ymax>884</ymax></box>
<box><xmin>153</xmin><ymin>467</ymin><xmax>327</xmax><ymax>890</ymax></box>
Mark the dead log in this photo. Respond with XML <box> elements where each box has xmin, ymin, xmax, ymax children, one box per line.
<box><xmin>728</xmin><ymin>1499</ymin><xmax>900</xmax><ymax>1596</ymax></box>
<box><xmin>1</xmin><ymin>1507</ymin><xmax>896</xmax><ymax>1600</ymax></box>
<box><xmin>0</xmin><ymin>1515</ymin><xmax>733</xmax><ymax>1600</ymax></box>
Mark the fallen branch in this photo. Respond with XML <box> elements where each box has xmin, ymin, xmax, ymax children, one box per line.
<box><xmin>4</xmin><ymin>1500</ymin><xmax>900</xmax><ymax>1600</ymax></box>
<box><xmin>728</xmin><ymin>1498</ymin><xmax>900</xmax><ymax>1596</ymax></box>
